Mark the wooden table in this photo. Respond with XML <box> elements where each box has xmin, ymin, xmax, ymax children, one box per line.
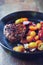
<box><xmin>0</xmin><ymin>0</ymin><xmax>43</xmax><ymax>65</ymax></box>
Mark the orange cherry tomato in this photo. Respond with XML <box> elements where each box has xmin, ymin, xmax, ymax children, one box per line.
<box><xmin>29</xmin><ymin>25</ymin><xmax>37</xmax><ymax>31</ymax></box>
<box><xmin>36</xmin><ymin>40</ymin><xmax>42</xmax><ymax>46</ymax></box>
<box><xmin>26</xmin><ymin>36</ymin><xmax>33</xmax><ymax>42</ymax></box>
<box><xmin>35</xmin><ymin>35</ymin><xmax>39</xmax><ymax>41</ymax></box>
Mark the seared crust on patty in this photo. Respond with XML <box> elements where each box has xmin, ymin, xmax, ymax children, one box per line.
<box><xmin>4</xmin><ymin>23</ymin><xmax>26</xmax><ymax>42</ymax></box>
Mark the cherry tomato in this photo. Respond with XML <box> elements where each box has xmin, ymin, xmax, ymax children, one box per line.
<box><xmin>29</xmin><ymin>31</ymin><xmax>36</xmax><ymax>37</ymax></box>
<box><xmin>28</xmin><ymin>42</ymin><xmax>37</xmax><ymax>48</ymax></box>
<box><xmin>35</xmin><ymin>35</ymin><xmax>39</xmax><ymax>41</ymax></box>
<box><xmin>36</xmin><ymin>23</ymin><xmax>41</xmax><ymax>29</ymax></box>
<box><xmin>38</xmin><ymin>43</ymin><xmax>43</xmax><ymax>51</ymax></box>
<box><xmin>36</xmin><ymin>40</ymin><xmax>42</xmax><ymax>46</ymax></box>
<box><xmin>15</xmin><ymin>18</ymin><xmax>28</xmax><ymax>24</ymax></box>
<box><xmin>38</xmin><ymin>30</ymin><xmax>43</xmax><ymax>39</ymax></box>
<box><xmin>29</xmin><ymin>25</ymin><xmax>37</xmax><ymax>31</ymax></box>
<box><xmin>26</xmin><ymin>36</ymin><xmax>33</xmax><ymax>42</ymax></box>
<box><xmin>13</xmin><ymin>45</ymin><xmax>25</xmax><ymax>52</ymax></box>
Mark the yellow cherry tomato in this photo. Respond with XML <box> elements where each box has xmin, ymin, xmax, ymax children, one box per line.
<box><xmin>13</xmin><ymin>45</ymin><xmax>25</xmax><ymax>52</ymax></box>
<box><xmin>30</xmin><ymin>31</ymin><xmax>36</xmax><ymax>37</ymax></box>
<box><xmin>28</xmin><ymin>42</ymin><xmax>37</xmax><ymax>48</ymax></box>
<box><xmin>15</xmin><ymin>18</ymin><xmax>28</xmax><ymax>24</ymax></box>
<box><xmin>36</xmin><ymin>23</ymin><xmax>41</xmax><ymax>29</ymax></box>
<box><xmin>38</xmin><ymin>43</ymin><xmax>43</xmax><ymax>50</ymax></box>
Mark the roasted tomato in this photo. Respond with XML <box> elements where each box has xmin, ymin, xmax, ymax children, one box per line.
<box><xmin>13</xmin><ymin>45</ymin><xmax>25</xmax><ymax>52</ymax></box>
<box><xmin>15</xmin><ymin>18</ymin><xmax>28</xmax><ymax>24</ymax></box>
<box><xmin>28</xmin><ymin>42</ymin><xmax>37</xmax><ymax>48</ymax></box>
<box><xmin>36</xmin><ymin>23</ymin><xmax>41</xmax><ymax>29</ymax></box>
<box><xmin>38</xmin><ymin>30</ymin><xmax>43</xmax><ymax>40</ymax></box>
<box><xmin>29</xmin><ymin>31</ymin><xmax>36</xmax><ymax>37</ymax></box>
<box><xmin>29</xmin><ymin>25</ymin><xmax>37</xmax><ymax>31</ymax></box>
<box><xmin>26</xmin><ymin>36</ymin><xmax>33</xmax><ymax>42</ymax></box>
<box><xmin>38</xmin><ymin>43</ymin><xmax>43</xmax><ymax>51</ymax></box>
<box><xmin>34</xmin><ymin>35</ymin><xmax>39</xmax><ymax>41</ymax></box>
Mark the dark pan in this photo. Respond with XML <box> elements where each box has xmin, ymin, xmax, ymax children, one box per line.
<box><xmin>0</xmin><ymin>11</ymin><xmax>43</xmax><ymax>60</ymax></box>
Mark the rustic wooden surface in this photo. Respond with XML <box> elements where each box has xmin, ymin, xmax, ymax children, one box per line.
<box><xmin>0</xmin><ymin>0</ymin><xmax>43</xmax><ymax>65</ymax></box>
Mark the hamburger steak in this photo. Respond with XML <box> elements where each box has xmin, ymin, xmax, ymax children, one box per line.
<box><xmin>4</xmin><ymin>23</ymin><xmax>26</xmax><ymax>42</ymax></box>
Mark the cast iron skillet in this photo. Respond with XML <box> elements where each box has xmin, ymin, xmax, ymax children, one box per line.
<box><xmin>0</xmin><ymin>11</ymin><xmax>43</xmax><ymax>60</ymax></box>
